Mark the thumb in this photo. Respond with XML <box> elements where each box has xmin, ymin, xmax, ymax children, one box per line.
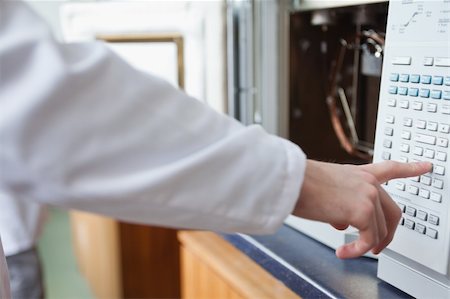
<box><xmin>360</xmin><ymin>161</ymin><xmax>432</xmax><ymax>183</ymax></box>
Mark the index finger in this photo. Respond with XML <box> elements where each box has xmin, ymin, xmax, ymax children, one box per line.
<box><xmin>360</xmin><ymin>161</ymin><xmax>432</xmax><ymax>183</ymax></box>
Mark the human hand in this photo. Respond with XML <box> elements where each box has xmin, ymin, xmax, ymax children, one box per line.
<box><xmin>292</xmin><ymin>160</ymin><xmax>432</xmax><ymax>259</ymax></box>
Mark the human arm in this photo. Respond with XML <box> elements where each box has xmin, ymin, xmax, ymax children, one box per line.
<box><xmin>0</xmin><ymin>1</ymin><xmax>305</xmax><ymax>234</ymax></box>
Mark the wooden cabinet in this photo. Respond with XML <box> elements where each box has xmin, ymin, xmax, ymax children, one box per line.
<box><xmin>70</xmin><ymin>211</ymin><xmax>180</xmax><ymax>299</ymax></box>
<box><xmin>178</xmin><ymin>231</ymin><xmax>299</xmax><ymax>299</ymax></box>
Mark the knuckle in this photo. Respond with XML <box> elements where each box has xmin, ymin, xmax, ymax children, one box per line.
<box><xmin>364</xmin><ymin>184</ymin><xmax>379</xmax><ymax>201</ymax></box>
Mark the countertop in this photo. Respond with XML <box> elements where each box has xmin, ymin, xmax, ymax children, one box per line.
<box><xmin>223</xmin><ymin>225</ymin><xmax>412</xmax><ymax>299</ymax></box>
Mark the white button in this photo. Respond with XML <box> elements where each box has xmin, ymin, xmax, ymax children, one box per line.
<box><xmin>427</xmin><ymin>103</ymin><xmax>437</xmax><ymax>113</ymax></box>
<box><xmin>406</xmin><ymin>206</ymin><xmax>417</xmax><ymax>216</ymax></box>
<box><xmin>438</xmin><ymin>124</ymin><xmax>450</xmax><ymax>134</ymax></box>
<box><xmin>415</xmin><ymin>223</ymin><xmax>426</xmax><ymax>234</ymax></box>
<box><xmin>405</xmin><ymin>219</ymin><xmax>415</xmax><ymax>230</ymax></box>
<box><xmin>400</xmin><ymin>100</ymin><xmax>409</xmax><ymax>109</ymax></box>
<box><xmin>407</xmin><ymin>186</ymin><xmax>419</xmax><ymax>195</ymax></box>
<box><xmin>434</xmin><ymin>165</ymin><xmax>445</xmax><ymax>175</ymax></box>
<box><xmin>413</xmin><ymin>146</ymin><xmax>423</xmax><ymax>156</ymax></box>
<box><xmin>431</xmin><ymin>192</ymin><xmax>442</xmax><ymax>203</ymax></box>
<box><xmin>436</xmin><ymin>151</ymin><xmax>447</xmax><ymax>161</ymax></box>
<box><xmin>429</xmin><ymin>214</ymin><xmax>440</xmax><ymax>226</ymax></box>
<box><xmin>383</xmin><ymin>140</ymin><xmax>392</xmax><ymax>148</ymax></box>
<box><xmin>410</xmin><ymin>176</ymin><xmax>420</xmax><ymax>182</ymax></box>
<box><xmin>432</xmin><ymin>178</ymin><xmax>444</xmax><ymax>189</ymax></box>
<box><xmin>435</xmin><ymin>57</ymin><xmax>450</xmax><ymax>67</ymax></box>
<box><xmin>426</xmin><ymin>228</ymin><xmax>438</xmax><ymax>239</ymax></box>
<box><xmin>401</xmin><ymin>143</ymin><xmax>410</xmax><ymax>152</ymax></box>
<box><xmin>395</xmin><ymin>182</ymin><xmax>406</xmax><ymax>191</ymax></box>
<box><xmin>423</xmin><ymin>57</ymin><xmax>434</xmax><ymax>66</ymax></box>
<box><xmin>437</xmin><ymin>138</ymin><xmax>449</xmax><ymax>148</ymax></box>
<box><xmin>441</xmin><ymin>105</ymin><xmax>450</xmax><ymax>115</ymax></box>
<box><xmin>424</xmin><ymin>149</ymin><xmax>435</xmax><ymax>159</ymax></box>
<box><xmin>387</xmin><ymin>99</ymin><xmax>396</xmax><ymax>107</ymax></box>
<box><xmin>417</xmin><ymin>210</ymin><xmax>428</xmax><ymax>221</ymax></box>
<box><xmin>416</xmin><ymin>120</ymin><xmax>427</xmax><ymax>129</ymax></box>
<box><xmin>385</xmin><ymin>115</ymin><xmax>395</xmax><ymax>124</ymax></box>
<box><xmin>412</xmin><ymin>102</ymin><xmax>423</xmax><ymax>111</ymax></box>
<box><xmin>414</xmin><ymin>133</ymin><xmax>436</xmax><ymax>145</ymax></box>
<box><xmin>420</xmin><ymin>175</ymin><xmax>432</xmax><ymax>186</ymax></box>
<box><xmin>401</xmin><ymin>131</ymin><xmax>411</xmax><ymax>140</ymax></box>
<box><xmin>382</xmin><ymin>152</ymin><xmax>391</xmax><ymax>160</ymax></box>
<box><xmin>385</xmin><ymin>127</ymin><xmax>394</xmax><ymax>136</ymax></box>
<box><xmin>419</xmin><ymin>189</ymin><xmax>430</xmax><ymax>199</ymax></box>
<box><xmin>427</xmin><ymin>122</ymin><xmax>438</xmax><ymax>131</ymax></box>
<box><xmin>403</xmin><ymin>118</ymin><xmax>413</xmax><ymax>127</ymax></box>
<box><xmin>392</xmin><ymin>56</ymin><xmax>412</xmax><ymax>65</ymax></box>
<box><xmin>399</xmin><ymin>156</ymin><xmax>408</xmax><ymax>163</ymax></box>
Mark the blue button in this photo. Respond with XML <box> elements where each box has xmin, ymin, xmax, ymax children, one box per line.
<box><xmin>408</xmin><ymin>88</ymin><xmax>419</xmax><ymax>97</ymax></box>
<box><xmin>421</xmin><ymin>75</ymin><xmax>432</xmax><ymax>84</ymax></box>
<box><xmin>432</xmin><ymin>76</ymin><xmax>444</xmax><ymax>85</ymax></box>
<box><xmin>399</xmin><ymin>74</ymin><xmax>409</xmax><ymax>82</ymax></box>
<box><xmin>430</xmin><ymin>90</ymin><xmax>442</xmax><ymax>99</ymax></box>
<box><xmin>390</xmin><ymin>73</ymin><xmax>399</xmax><ymax>82</ymax></box>
<box><xmin>410</xmin><ymin>74</ymin><xmax>420</xmax><ymax>83</ymax></box>
<box><xmin>398</xmin><ymin>87</ymin><xmax>408</xmax><ymax>95</ymax></box>
<box><xmin>420</xmin><ymin>89</ymin><xmax>430</xmax><ymax>98</ymax></box>
<box><xmin>389</xmin><ymin>86</ymin><xmax>398</xmax><ymax>94</ymax></box>
<box><xmin>444</xmin><ymin>77</ymin><xmax>450</xmax><ymax>86</ymax></box>
<box><xmin>442</xmin><ymin>91</ymin><xmax>450</xmax><ymax>100</ymax></box>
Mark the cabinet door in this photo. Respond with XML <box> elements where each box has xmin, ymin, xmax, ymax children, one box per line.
<box><xmin>179</xmin><ymin>231</ymin><xmax>299</xmax><ymax>299</ymax></box>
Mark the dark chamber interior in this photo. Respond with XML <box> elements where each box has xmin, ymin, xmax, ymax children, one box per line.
<box><xmin>288</xmin><ymin>2</ymin><xmax>388</xmax><ymax>164</ymax></box>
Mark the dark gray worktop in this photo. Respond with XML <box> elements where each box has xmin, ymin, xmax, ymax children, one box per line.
<box><xmin>223</xmin><ymin>225</ymin><xmax>412</xmax><ymax>299</ymax></box>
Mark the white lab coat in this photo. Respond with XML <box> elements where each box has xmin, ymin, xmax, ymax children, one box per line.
<box><xmin>0</xmin><ymin>1</ymin><xmax>306</xmax><ymax>297</ymax></box>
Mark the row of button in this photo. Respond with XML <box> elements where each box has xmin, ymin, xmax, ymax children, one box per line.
<box><xmin>394</xmin><ymin>180</ymin><xmax>443</xmax><ymax>201</ymax></box>
<box><xmin>400</xmin><ymin>173</ymin><xmax>444</xmax><ymax>189</ymax></box>
<box><xmin>391</xmin><ymin>56</ymin><xmax>450</xmax><ymax>67</ymax></box>
<box><xmin>388</xmin><ymin>86</ymin><xmax>450</xmax><ymax>100</ymax></box>
<box><xmin>398</xmin><ymin>203</ymin><xmax>440</xmax><ymax>225</ymax></box>
<box><xmin>386</xmin><ymin>98</ymin><xmax>450</xmax><ymax>114</ymax></box>
<box><xmin>389</xmin><ymin>73</ymin><xmax>450</xmax><ymax>86</ymax></box>
<box><xmin>397</xmin><ymin>203</ymin><xmax>439</xmax><ymax>239</ymax></box>
<box><xmin>400</xmin><ymin>217</ymin><xmax>438</xmax><ymax>239</ymax></box>
<box><xmin>384</xmin><ymin>128</ymin><xmax>449</xmax><ymax>147</ymax></box>
<box><xmin>397</xmin><ymin>117</ymin><xmax>450</xmax><ymax>134</ymax></box>
<box><xmin>392</xmin><ymin>139</ymin><xmax>447</xmax><ymax>161</ymax></box>
<box><xmin>394</xmin><ymin>143</ymin><xmax>448</xmax><ymax>163</ymax></box>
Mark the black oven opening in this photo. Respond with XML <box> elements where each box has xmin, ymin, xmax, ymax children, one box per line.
<box><xmin>288</xmin><ymin>2</ymin><xmax>389</xmax><ymax>164</ymax></box>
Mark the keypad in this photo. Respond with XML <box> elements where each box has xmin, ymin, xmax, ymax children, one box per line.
<box><xmin>398</xmin><ymin>201</ymin><xmax>441</xmax><ymax>239</ymax></box>
<box><xmin>382</xmin><ymin>66</ymin><xmax>449</xmax><ymax>242</ymax></box>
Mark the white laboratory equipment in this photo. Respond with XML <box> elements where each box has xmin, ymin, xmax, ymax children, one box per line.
<box><xmin>373</xmin><ymin>0</ymin><xmax>450</xmax><ymax>298</ymax></box>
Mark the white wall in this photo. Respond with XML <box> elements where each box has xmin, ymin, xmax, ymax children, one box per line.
<box><xmin>25</xmin><ymin>0</ymin><xmax>227</xmax><ymax>113</ymax></box>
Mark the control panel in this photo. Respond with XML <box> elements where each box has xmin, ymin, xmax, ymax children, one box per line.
<box><xmin>374</xmin><ymin>0</ymin><xmax>450</xmax><ymax>297</ymax></box>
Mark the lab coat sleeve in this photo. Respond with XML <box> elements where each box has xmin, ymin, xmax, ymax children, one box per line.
<box><xmin>0</xmin><ymin>1</ymin><xmax>307</xmax><ymax>234</ymax></box>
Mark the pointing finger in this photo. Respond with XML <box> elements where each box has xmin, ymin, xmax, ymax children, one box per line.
<box><xmin>360</xmin><ymin>161</ymin><xmax>432</xmax><ymax>183</ymax></box>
